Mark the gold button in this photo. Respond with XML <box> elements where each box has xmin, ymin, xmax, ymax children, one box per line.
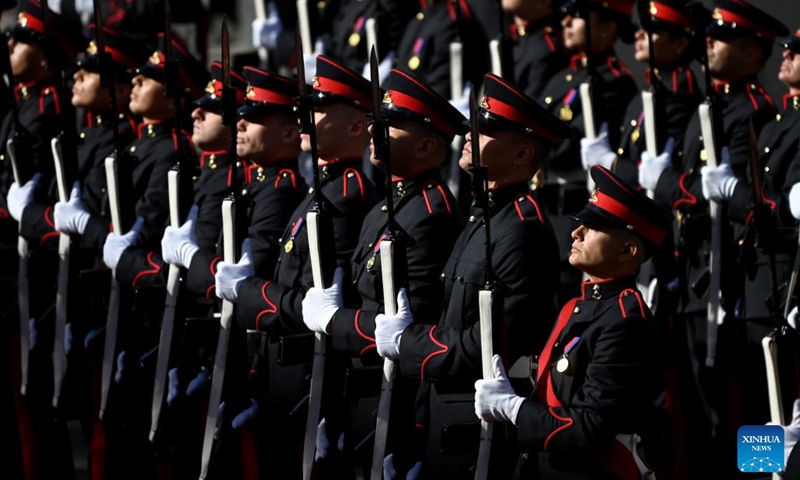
<box><xmin>573</xmin><ymin>306</ymin><xmax>580</xmax><ymax>314</ymax></box>
<box><xmin>308</xmin><ymin>187</ymin><xmax>314</xmax><ymax>195</ymax></box>
<box><xmin>468</xmin><ymin>215</ymin><xmax>476</xmax><ymax>223</ymax></box>
<box><xmin>776</xmin><ymin>114</ymin><xmax>783</xmax><ymax>122</ymax></box>
<box><xmin>80</xmin><ymin>132</ymin><xmax>86</xmax><ymax>139</ymax></box>
<box><xmin>617</xmin><ymin>148</ymin><xmax>624</xmax><ymax>155</ymax></box>
<box><xmin>544</xmin><ymin>96</ymin><xmax>553</xmax><ymax>104</ymax></box>
<box><xmin>416</xmin><ymin>12</ymin><xmax>424</xmax><ymax>20</ymax></box>
<box><xmin>381</xmin><ymin>205</ymin><xmax>388</xmax><ymax>212</ymax></box>
<box><xmin>130</xmin><ymin>146</ymin><xmax>136</xmax><ymax>153</ymax></box>
<box><xmin>630</xmin><ymin>119</ymin><xmax>637</xmax><ymax>127</ymax></box>
<box><xmin>764</xmin><ymin>166</ymin><xmax>770</xmax><ymax>173</ymax></box>
<box><xmin>565</xmin><ymin>74</ymin><xmax>573</xmax><ymax>82</ymax></box>
<box><xmin>0</xmin><ymin>154</ymin><xmax>4</xmax><ymax>161</ymax></box>
<box><xmin>764</xmin><ymin>147</ymin><xmax>770</xmax><ymax>153</ymax></box>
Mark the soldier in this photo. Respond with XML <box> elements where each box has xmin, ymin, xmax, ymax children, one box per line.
<box><xmin>502</xmin><ymin>0</ymin><xmax>567</xmax><ymax>100</ymax></box>
<box><xmin>707</xmin><ymin>25</ymin><xmax>800</xmax><ymax>438</ymax></box>
<box><xmin>474</xmin><ymin>164</ymin><xmax>673</xmax><ymax>479</ymax></box>
<box><xmin>536</xmin><ymin>0</ymin><xmax>638</xmax><ymax>304</ymax></box>
<box><xmin>1</xmin><ymin>2</ymin><xmax>87</xmax><ymax>478</ymax></box>
<box><xmin>202</xmin><ymin>55</ymin><xmax>379</xmax><ymax>479</ymax></box>
<box><xmin>182</xmin><ymin>66</ymin><xmax>307</xmax><ymax>478</ymax></box>
<box><xmin>95</xmin><ymin>31</ymin><xmax>208</xmax><ymax>480</ymax></box>
<box><xmin>153</xmin><ymin>62</ymin><xmax>247</xmax><ymax>478</ymax></box>
<box><xmin>302</xmin><ymin>68</ymin><xmax>466</xmax><ymax>477</ymax></box>
<box><xmin>370</xmin><ymin>73</ymin><xmax>570</xmax><ymax>477</ymax></box>
<box><xmin>638</xmin><ymin>0</ymin><xmax>788</xmax><ymax>474</ymax></box>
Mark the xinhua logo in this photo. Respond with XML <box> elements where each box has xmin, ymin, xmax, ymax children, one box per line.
<box><xmin>737</xmin><ymin>425</ymin><xmax>784</xmax><ymax>473</ymax></box>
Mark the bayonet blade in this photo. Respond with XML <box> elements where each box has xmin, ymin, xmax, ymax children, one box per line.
<box><xmin>222</xmin><ymin>16</ymin><xmax>231</xmax><ymax>88</ymax></box>
<box><xmin>295</xmin><ymin>27</ymin><xmax>307</xmax><ymax>97</ymax></box>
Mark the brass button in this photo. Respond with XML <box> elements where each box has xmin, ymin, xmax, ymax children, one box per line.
<box><xmin>381</xmin><ymin>205</ymin><xmax>388</xmax><ymax>212</ymax></box>
<box><xmin>544</xmin><ymin>96</ymin><xmax>553</xmax><ymax>104</ymax></box>
<box><xmin>764</xmin><ymin>166</ymin><xmax>770</xmax><ymax>173</ymax></box>
<box><xmin>573</xmin><ymin>306</ymin><xmax>580</xmax><ymax>314</ymax></box>
<box><xmin>565</xmin><ymin>74</ymin><xmax>573</xmax><ymax>82</ymax></box>
<box><xmin>630</xmin><ymin>119</ymin><xmax>637</xmax><ymax>127</ymax></box>
<box><xmin>130</xmin><ymin>146</ymin><xmax>136</xmax><ymax>153</ymax></box>
<box><xmin>468</xmin><ymin>215</ymin><xmax>476</xmax><ymax>223</ymax></box>
<box><xmin>764</xmin><ymin>147</ymin><xmax>770</xmax><ymax>154</ymax></box>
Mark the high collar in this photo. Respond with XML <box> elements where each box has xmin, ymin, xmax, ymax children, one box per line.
<box><xmin>482</xmin><ymin>182</ymin><xmax>531</xmax><ymax>215</ymax></box>
<box><xmin>390</xmin><ymin>167</ymin><xmax>443</xmax><ymax>198</ymax></box>
<box><xmin>784</xmin><ymin>93</ymin><xmax>800</xmax><ymax>111</ymax></box>
<box><xmin>85</xmin><ymin>111</ymin><xmax>134</xmax><ymax>129</ymax></box>
<box><xmin>578</xmin><ymin>275</ymin><xmax>637</xmax><ymax>302</ymax></box>
<box><xmin>318</xmin><ymin>157</ymin><xmax>362</xmax><ymax>183</ymax></box>
<box><xmin>509</xmin><ymin>16</ymin><xmax>558</xmax><ymax>40</ymax></box>
<box><xmin>569</xmin><ymin>50</ymin><xmax>618</xmax><ymax>71</ymax></box>
<box><xmin>137</xmin><ymin>119</ymin><xmax>177</xmax><ymax>140</ymax></box>
<box><xmin>711</xmin><ymin>77</ymin><xmax>760</xmax><ymax>97</ymax></box>
<box><xmin>244</xmin><ymin>157</ymin><xmax>298</xmax><ymax>184</ymax></box>
<box><xmin>200</xmin><ymin>150</ymin><xmax>237</xmax><ymax>170</ymax></box>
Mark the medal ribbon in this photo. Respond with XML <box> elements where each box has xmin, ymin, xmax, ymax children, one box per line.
<box><xmin>291</xmin><ymin>217</ymin><xmax>305</xmax><ymax>237</ymax></box>
<box><xmin>412</xmin><ymin>38</ymin><xmax>425</xmax><ymax>56</ymax></box>
<box><xmin>563</xmin><ymin>88</ymin><xmax>577</xmax><ymax>108</ymax></box>
<box><xmin>563</xmin><ymin>336</ymin><xmax>580</xmax><ymax>355</ymax></box>
<box><xmin>353</xmin><ymin>15</ymin><xmax>365</xmax><ymax>34</ymax></box>
<box><xmin>374</xmin><ymin>233</ymin><xmax>386</xmax><ymax>255</ymax></box>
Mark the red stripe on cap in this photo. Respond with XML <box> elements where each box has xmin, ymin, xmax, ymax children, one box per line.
<box><xmin>315</xmin><ymin>76</ymin><xmax>371</xmax><ymax>109</ymax></box>
<box><xmin>716</xmin><ymin>8</ymin><xmax>776</xmax><ymax>41</ymax></box>
<box><xmin>590</xmin><ymin>0</ymin><xmax>634</xmax><ymax>16</ymax></box>
<box><xmin>650</xmin><ymin>2</ymin><xmax>693</xmax><ymax>30</ymax></box>
<box><xmin>247</xmin><ymin>86</ymin><xmax>296</xmax><ymax>106</ymax></box>
<box><xmin>210</xmin><ymin>79</ymin><xmax>246</xmax><ymax>104</ymax></box>
<box><xmin>18</xmin><ymin>13</ymin><xmax>44</xmax><ymax>34</ymax></box>
<box><xmin>387</xmin><ymin>89</ymin><xmax>455</xmax><ymax>139</ymax></box>
<box><xmin>592</xmin><ymin>190</ymin><xmax>666</xmax><ymax>244</ymax></box>
<box><xmin>485</xmin><ymin>96</ymin><xmax>559</xmax><ymax>143</ymax></box>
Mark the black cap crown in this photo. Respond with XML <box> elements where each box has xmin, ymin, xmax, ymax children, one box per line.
<box><xmin>312</xmin><ymin>55</ymin><xmax>373</xmax><ymax>112</ymax></box>
<box><xmin>707</xmin><ymin>0</ymin><xmax>788</xmax><ymax>43</ymax></box>
<box><xmin>573</xmin><ymin>166</ymin><xmax>673</xmax><ymax>251</ymax></box>
<box><xmin>479</xmin><ymin>73</ymin><xmax>573</xmax><ymax>144</ymax></box>
<box><xmin>194</xmin><ymin>61</ymin><xmax>247</xmax><ymax>109</ymax></box>
<box><xmin>136</xmin><ymin>32</ymin><xmax>210</xmax><ymax>99</ymax></box>
<box><xmin>381</xmin><ymin>69</ymin><xmax>467</xmax><ymax>141</ymax></box>
<box><xmin>76</xmin><ymin>26</ymin><xmax>151</xmax><ymax>82</ymax></box>
<box><xmin>9</xmin><ymin>0</ymin><xmax>88</xmax><ymax>62</ymax></box>
<box><xmin>238</xmin><ymin>66</ymin><xmax>298</xmax><ymax>117</ymax></box>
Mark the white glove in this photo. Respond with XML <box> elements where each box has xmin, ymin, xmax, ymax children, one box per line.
<box><xmin>74</xmin><ymin>0</ymin><xmax>92</xmax><ymax>14</ymax></box>
<box><xmin>102</xmin><ymin>217</ymin><xmax>145</xmax><ymax>270</ymax></box>
<box><xmin>375</xmin><ymin>288</ymin><xmax>414</xmax><ymax>360</ymax></box>
<box><xmin>54</xmin><ymin>181</ymin><xmax>90</xmax><ymax>235</ymax></box>
<box><xmin>580</xmin><ymin>123</ymin><xmax>616</xmax><ymax>170</ymax></box>
<box><xmin>301</xmin><ymin>38</ymin><xmax>326</xmax><ymax>84</ymax></box>
<box><xmin>701</xmin><ymin>147</ymin><xmax>737</xmax><ymax>201</ymax></box>
<box><xmin>7</xmin><ymin>172</ymin><xmax>40</xmax><ymax>221</ymax></box>
<box><xmin>315</xmin><ymin>418</ymin><xmax>345</xmax><ymax>462</ymax></box>
<box><xmin>383</xmin><ymin>453</ymin><xmax>422</xmax><ymax>480</ymax></box>
<box><xmin>215</xmin><ymin>238</ymin><xmax>254</xmax><ymax>302</ymax></box>
<box><xmin>789</xmin><ymin>183</ymin><xmax>800</xmax><ymax>221</ymax></box>
<box><xmin>232</xmin><ymin>399</ymin><xmax>261</xmax><ymax>429</ymax></box>
<box><xmin>114</xmin><ymin>350</ymin><xmax>127</xmax><ymax>384</ymax></box>
<box><xmin>638</xmin><ymin>137</ymin><xmax>674</xmax><ymax>191</ymax></box>
<box><xmin>448</xmin><ymin>83</ymin><xmax>472</xmax><ymax>120</ymax></box>
<box><xmin>161</xmin><ymin>205</ymin><xmax>200</xmax><ymax>269</ymax></box>
<box><xmin>186</xmin><ymin>367</ymin><xmax>211</xmax><ymax>396</ymax></box>
<box><xmin>28</xmin><ymin>317</ymin><xmax>37</xmax><ymax>350</ymax></box>
<box><xmin>789</xmin><ymin>306</ymin><xmax>798</xmax><ymax>330</ymax></box>
<box><xmin>167</xmin><ymin>367</ymin><xmax>180</xmax><ymax>405</ymax></box>
<box><xmin>474</xmin><ymin>354</ymin><xmax>525</xmax><ymax>424</ymax></box>
<box><xmin>251</xmin><ymin>2</ymin><xmax>282</xmax><ymax>50</ymax></box>
<box><xmin>302</xmin><ymin>267</ymin><xmax>344</xmax><ymax>334</ymax></box>
<box><xmin>362</xmin><ymin>50</ymin><xmax>396</xmax><ymax>85</ymax></box>
<box><xmin>784</xmin><ymin>399</ymin><xmax>800</xmax><ymax>467</ymax></box>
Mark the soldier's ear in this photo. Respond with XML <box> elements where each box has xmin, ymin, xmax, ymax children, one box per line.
<box><xmin>415</xmin><ymin>136</ymin><xmax>437</xmax><ymax>158</ymax></box>
<box><xmin>617</xmin><ymin>239</ymin><xmax>639</xmax><ymax>263</ymax></box>
<box><xmin>512</xmin><ymin>142</ymin><xmax>534</xmax><ymax>166</ymax></box>
<box><xmin>348</xmin><ymin>113</ymin><xmax>367</xmax><ymax>138</ymax></box>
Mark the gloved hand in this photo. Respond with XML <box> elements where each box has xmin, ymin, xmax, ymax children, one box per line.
<box><xmin>315</xmin><ymin>418</ymin><xmax>345</xmax><ymax>462</ymax></box>
<box><xmin>28</xmin><ymin>317</ymin><xmax>37</xmax><ymax>350</ymax></box>
<box><xmin>215</xmin><ymin>238</ymin><xmax>254</xmax><ymax>302</ymax></box>
<box><xmin>784</xmin><ymin>399</ymin><xmax>800</xmax><ymax>467</ymax></box>
<box><xmin>161</xmin><ymin>205</ymin><xmax>200</xmax><ymax>268</ymax></box>
<box><xmin>54</xmin><ymin>181</ymin><xmax>90</xmax><ymax>235</ymax></box>
<box><xmin>789</xmin><ymin>306</ymin><xmax>798</xmax><ymax>330</ymax></box>
<box><xmin>474</xmin><ymin>354</ymin><xmax>525</xmax><ymax>424</ymax></box>
<box><xmin>167</xmin><ymin>367</ymin><xmax>180</xmax><ymax>405</ymax></box>
<box><xmin>638</xmin><ymin>137</ymin><xmax>674</xmax><ymax>191</ymax></box>
<box><xmin>251</xmin><ymin>2</ymin><xmax>282</xmax><ymax>50</ymax></box>
<box><xmin>383</xmin><ymin>453</ymin><xmax>422</xmax><ymax>480</ymax></box>
<box><xmin>232</xmin><ymin>398</ymin><xmax>261</xmax><ymax>429</ymax></box>
<box><xmin>186</xmin><ymin>366</ymin><xmax>211</xmax><ymax>396</ymax></box>
<box><xmin>103</xmin><ymin>216</ymin><xmax>144</xmax><ymax>270</ymax></box>
<box><xmin>64</xmin><ymin>322</ymin><xmax>74</xmax><ymax>355</ymax></box>
<box><xmin>375</xmin><ymin>288</ymin><xmax>413</xmax><ymax>360</ymax></box>
<box><xmin>789</xmin><ymin>183</ymin><xmax>800</xmax><ymax>221</ymax></box>
<box><xmin>302</xmin><ymin>267</ymin><xmax>344</xmax><ymax>334</ymax></box>
<box><xmin>7</xmin><ymin>172</ymin><xmax>40</xmax><ymax>221</ymax></box>
<box><xmin>701</xmin><ymin>147</ymin><xmax>738</xmax><ymax>201</ymax></box>
<box><xmin>362</xmin><ymin>50</ymin><xmax>396</xmax><ymax>85</ymax></box>
<box><xmin>114</xmin><ymin>350</ymin><xmax>127</xmax><ymax>384</ymax></box>
<box><xmin>84</xmin><ymin>326</ymin><xmax>105</xmax><ymax>350</ymax></box>
<box><xmin>448</xmin><ymin>83</ymin><xmax>472</xmax><ymax>120</ymax></box>
<box><xmin>580</xmin><ymin>123</ymin><xmax>616</xmax><ymax>170</ymax></box>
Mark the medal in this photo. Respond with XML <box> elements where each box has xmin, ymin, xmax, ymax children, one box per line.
<box><xmin>408</xmin><ymin>55</ymin><xmax>421</xmax><ymax>70</ymax></box>
<box><xmin>556</xmin><ymin>356</ymin><xmax>570</xmax><ymax>373</ymax></box>
<box><xmin>366</xmin><ymin>255</ymin><xmax>376</xmax><ymax>271</ymax></box>
<box><xmin>559</xmin><ymin>105</ymin><xmax>573</xmax><ymax>122</ymax></box>
<box><xmin>630</xmin><ymin>127</ymin><xmax>640</xmax><ymax>143</ymax></box>
<box><xmin>349</xmin><ymin>32</ymin><xmax>361</xmax><ymax>47</ymax></box>
<box><xmin>285</xmin><ymin>218</ymin><xmax>305</xmax><ymax>254</ymax></box>
<box><xmin>284</xmin><ymin>238</ymin><xmax>294</xmax><ymax>253</ymax></box>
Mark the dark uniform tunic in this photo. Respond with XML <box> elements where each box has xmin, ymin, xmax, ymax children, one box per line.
<box><xmin>113</xmin><ymin>120</ymin><xmax>196</xmax><ymax>289</ymax></box>
<box><xmin>510</xmin><ymin>17</ymin><xmax>566</xmax><ymax>101</ymax></box>
<box><xmin>516</xmin><ymin>277</ymin><xmax>661</xmax><ymax>479</ymax></box>
<box><xmin>186</xmin><ymin>158</ymin><xmax>307</xmax><ymax>296</ymax></box>
<box><xmin>236</xmin><ymin>158</ymin><xmax>378</xmax><ymax>333</ymax></box>
<box><xmin>329</xmin><ymin>168</ymin><xmax>464</xmax><ymax>356</ymax></box>
<box><xmin>395</xmin><ymin>0</ymin><xmax>489</xmax><ymax>100</ymax></box>
<box><xmin>322</xmin><ymin>0</ymin><xmax>416</xmax><ymax>74</ymax></box>
<box><xmin>614</xmin><ymin>67</ymin><xmax>702</xmax><ymax>190</ymax></box>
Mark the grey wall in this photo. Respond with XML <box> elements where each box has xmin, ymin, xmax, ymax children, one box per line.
<box><xmin>617</xmin><ymin>0</ymin><xmax>800</xmax><ymax>103</ymax></box>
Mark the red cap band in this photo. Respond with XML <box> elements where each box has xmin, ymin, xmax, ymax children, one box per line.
<box><xmin>650</xmin><ymin>2</ymin><xmax>693</xmax><ymax>31</ymax></box>
<box><xmin>714</xmin><ymin>7</ymin><xmax>776</xmax><ymax>41</ymax></box>
<box><xmin>592</xmin><ymin>190</ymin><xmax>667</xmax><ymax>244</ymax></box>
<box><xmin>485</xmin><ymin>96</ymin><xmax>560</xmax><ymax>143</ymax></box>
<box><xmin>314</xmin><ymin>76</ymin><xmax>371</xmax><ymax>109</ymax></box>
<box><xmin>385</xmin><ymin>89</ymin><xmax>456</xmax><ymax>139</ymax></box>
<box><xmin>246</xmin><ymin>85</ymin><xmax>296</xmax><ymax>106</ymax></box>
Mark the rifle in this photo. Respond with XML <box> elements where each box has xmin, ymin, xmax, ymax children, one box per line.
<box><xmin>50</xmin><ymin>136</ymin><xmax>71</xmax><ymax>409</ymax></box>
<box><xmin>296</xmin><ymin>0</ymin><xmax>313</xmax><ymax>61</ymax></box>
<box><xmin>693</xmin><ymin>4</ymin><xmax>726</xmax><ymax>369</ymax></box>
<box><xmin>198</xmin><ymin>16</ymin><xmax>250</xmax><ymax>479</ymax></box>
<box><xmin>254</xmin><ymin>0</ymin><xmax>270</xmax><ymax>67</ymax></box>
<box><xmin>638</xmin><ymin>2</ymin><xmax>667</xmax><ymax>200</ymax></box>
<box><xmin>369</xmin><ymin>45</ymin><xmax>410</xmax><ymax>480</ymax></box>
<box><xmin>471</xmin><ymin>90</ymin><xmax>498</xmax><ymax>480</ymax></box>
<box><xmin>577</xmin><ymin>0</ymin><xmax>598</xmax><ymax>192</ymax></box>
<box><xmin>150</xmin><ymin>0</ymin><xmax>196</xmax><ymax>443</ymax></box>
<box><xmin>446</xmin><ymin>38</ymin><xmax>464</xmax><ymax>202</ymax></box>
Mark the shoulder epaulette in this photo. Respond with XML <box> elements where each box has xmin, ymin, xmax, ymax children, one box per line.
<box><xmin>421</xmin><ymin>180</ymin><xmax>452</xmax><ymax>215</ymax></box>
<box><xmin>617</xmin><ymin>288</ymin><xmax>647</xmax><ymax>319</ymax></box>
<box><xmin>39</xmin><ymin>84</ymin><xmax>60</xmax><ymax>115</ymax></box>
<box><xmin>342</xmin><ymin>167</ymin><xmax>366</xmax><ymax>200</ymax></box>
<box><xmin>514</xmin><ymin>194</ymin><xmax>546</xmax><ymax>224</ymax></box>
<box><xmin>746</xmin><ymin>83</ymin><xmax>775</xmax><ymax>111</ymax></box>
<box><xmin>274</xmin><ymin>168</ymin><xmax>298</xmax><ymax>189</ymax></box>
